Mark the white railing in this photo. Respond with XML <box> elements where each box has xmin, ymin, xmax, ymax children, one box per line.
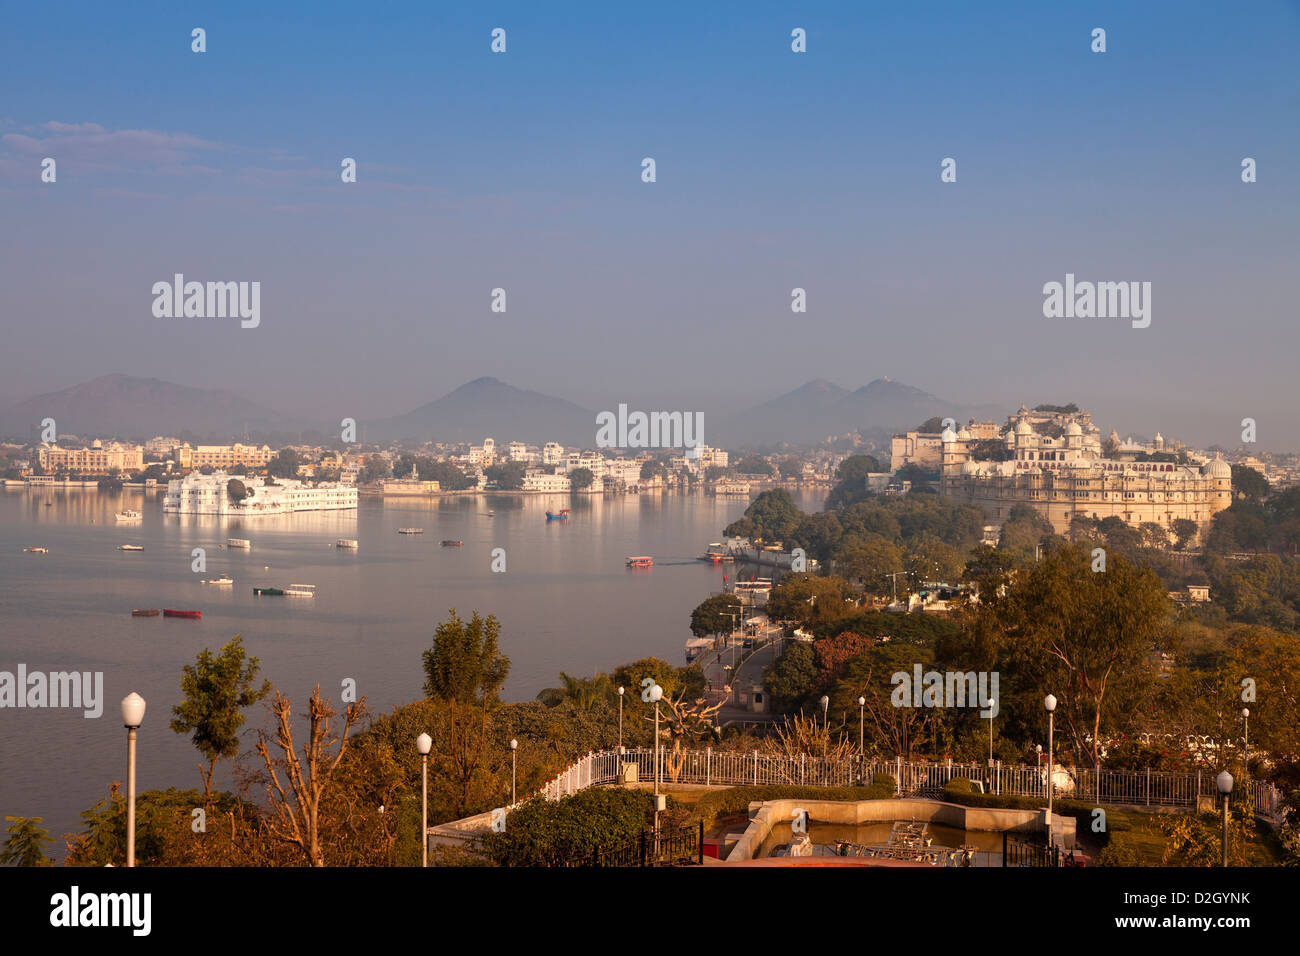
<box><xmin>527</xmin><ymin>748</ymin><xmax>1283</xmax><ymax>822</ymax></box>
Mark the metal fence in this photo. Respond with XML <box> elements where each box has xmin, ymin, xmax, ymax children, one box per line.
<box><xmin>531</xmin><ymin>748</ymin><xmax>1282</xmax><ymax>822</ymax></box>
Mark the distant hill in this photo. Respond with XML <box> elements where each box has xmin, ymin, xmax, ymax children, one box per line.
<box><xmin>718</xmin><ymin>378</ymin><xmax>1004</xmax><ymax>446</ymax></box>
<box><xmin>0</xmin><ymin>374</ymin><xmax>287</xmax><ymax>441</ymax></box>
<box><xmin>371</xmin><ymin>377</ymin><xmax>595</xmax><ymax>446</ymax></box>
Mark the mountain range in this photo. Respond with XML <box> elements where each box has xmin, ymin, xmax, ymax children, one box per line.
<box><xmin>0</xmin><ymin>374</ymin><xmax>999</xmax><ymax>448</ymax></box>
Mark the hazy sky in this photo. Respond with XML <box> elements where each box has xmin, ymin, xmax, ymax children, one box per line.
<box><xmin>2</xmin><ymin>1</ymin><xmax>1298</xmax><ymax>448</ymax></box>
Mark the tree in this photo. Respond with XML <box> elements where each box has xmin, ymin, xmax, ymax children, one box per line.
<box><xmin>1</xmin><ymin>816</ymin><xmax>53</xmax><ymax>866</ymax></box>
<box><xmin>733</xmin><ymin>455</ymin><xmax>774</xmax><ymax>476</ymax></box>
<box><xmin>833</xmin><ymin>534</ymin><xmax>904</xmax><ymax>594</ymax></box>
<box><xmin>777</xmin><ymin>457</ymin><xmax>804</xmax><ymax>479</ymax></box>
<box><xmin>1172</xmin><ymin>518</ymin><xmax>1199</xmax><ymax>550</ymax></box>
<box><xmin>267</xmin><ymin>448</ymin><xmax>300</xmax><ymax>479</ymax></box>
<box><xmin>485</xmin><ymin>461</ymin><xmax>525</xmax><ymax>490</ymax></box>
<box><xmin>766</xmin><ymin>573</ymin><xmax>856</xmax><ymax>629</ymax></box>
<box><xmin>1231</xmin><ymin>464</ymin><xmax>1269</xmax><ymax>503</ymax></box>
<box><xmin>569</xmin><ymin>466</ymin><xmax>594</xmax><ymax>490</ymax></box>
<box><xmin>690</xmin><ymin>593</ymin><xmax>743</xmax><ymax>638</ymax></box>
<box><xmin>256</xmin><ymin>684</ymin><xmax>368</xmax><ymax>867</ymax></box>
<box><xmin>422</xmin><ymin>609</ymin><xmax>511</xmax><ymax>705</ymax></box>
<box><xmin>226</xmin><ymin>478</ymin><xmax>249</xmax><ymax>503</ymax></box>
<box><xmin>724</xmin><ymin>488</ymin><xmax>803</xmax><ymax>543</ymax></box>
<box><xmin>611</xmin><ymin>658</ymin><xmax>704</xmax><ymax>701</ymax></box>
<box><xmin>916</xmin><ymin>417</ymin><xmax>945</xmax><ymax>433</ymax></box>
<box><xmin>998</xmin><ymin>503</ymin><xmax>1056</xmax><ymax>565</ymax></box>
<box><xmin>421</xmin><ymin>459</ymin><xmax>473</xmax><ymax>490</ymax></box>
<box><xmin>826</xmin><ymin>454</ymin><xmax>882</xmax><ymax>510</ymax></box>
<box><xmin>359</xmin><ymin>455</ymin><xmax>390</xmax><ymax>484</ymax></box>
<box><xmin>170</xmin><ymin>634</ymin><xmax>271</xmax><ymax>801</ymax></box>
<box><xmin>764</xmin><ymin>642</ymin><xmax>818</xmax><ymax>712</ymax></box>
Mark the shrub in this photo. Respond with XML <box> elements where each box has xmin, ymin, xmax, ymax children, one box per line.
<box><xmin>481</xmin><ymin>788</ymin><xmax>655</xmax><ymax>866</ymax></box>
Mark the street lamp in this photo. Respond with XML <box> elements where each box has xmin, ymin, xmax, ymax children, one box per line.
<box><xmin>819</xmin><ymin>695</ymin><xmax>830</xmax><ymax>759</ymax></box>
<box><xmin>510</xmin><ymin>738</ymin><xmax>518</xmax><ymax>805</ymax></box>
<box><xmin>1044</xmin><ymin>694</ymin><xmax>1057</xmax><ymax>843</ymax></box>
<box><xmin>649</xmin><ymin>683</ymin><xmax>664</xmax><ymax>849</ymax></box>
<box><xmin>416</xmin><ymin>732</ymin><xmax>432</xmax><ymax>867</ymax></box>
<box><xmin>1216</xmin><ymin>770</ymin><xmax>1233</xmax><ymax>867</ymax></box>
<box><xmin>987</xmin><ymin>700</ymin><xmax>996</xmax><ymax>768</ymax></box>
<box><xmin>120</xmin><ymin>692</ymin><xmax>146</xmax><ymax>868</ymax></box>
<box><xmin>617</xmin><ymin>687</ymin><xmax>624</xmax><ymax>759</ymax></box>
<box><xmin>858</xmin><ymin>696</ymin><xmax>866</xmax><ymax>784</ymax></box>
<box><xmin>1242</xmin><ymin>708</ymin><xmax>1250</xmax><ymax>778</ymax></box>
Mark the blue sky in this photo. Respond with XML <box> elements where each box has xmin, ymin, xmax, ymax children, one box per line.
<box><xmin>2</xmin><ymin>1</ymin><xmax>1298</xmax><ymax>446</ymax></box>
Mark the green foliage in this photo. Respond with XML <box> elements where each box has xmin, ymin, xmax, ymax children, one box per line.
<box><xmin>916</xmin><ymin>417</ymin><xmax>945</xmax><ymax>433</ymax></box>
<box><xmin>733</xmin><ymin>455</ymin><xmax>774</xmax><ymax>476</ymax></box>
<box><xmin>766</xmin><ymin>573</ymin><xmax>856</xmax><ymax>629</ymax></box>
<box><xmin>226</xmin><ymin>478</ymin><xmax>248</xmax><ymax>502</ymax></box>
<box><xmin>484</xmin><ymin>461</ymin><xmax>525</xmax><ymax>490</ymax></box>
<box><xmin>724</xmin><ymin>488</ymin><xmax>802</xmax><ymax>543</ymax></box>
<box><xmin>764</xmin><ymin>642</ymin><xmax>818</xmax><ymax>712</ymax></box>
<box><xmin>66</xmin><ymin>787</ymin><xmax>249</xmax><ymax>867</ymax></box>
<box><xmin>610</xmin><ymin>657</ymin><xmax>704</xmax><ymax>701</ymax></box>
<box><xmin>1231</xmin><ymin>464</ymin><xmax>1270</xmax><ymax>503</ymax></box>
<box><xmin>690</xmin><ymin>592</ymin><xmax>743</xmax><ymax>638</ymax></box>
<box><xmin>422</xmin><ymin>609</ymin><xmax>511</xmax><ymax>705</ymax></box>
<box><xmin>480</xmin><ymin>788</ymin><xmax>656</xmax><ymax>866</ymax></box>
<box><xmin>170</xmin><ymin>633</ymin><xmax>270</xmax><ymax>797</ymax></box>
<box><xmin>266</xmin><ymin>448</ymin><xmax>299</xmax><ymax>479</ymax></box>
<box><xmin>684</xmin><ymin>782</ymin><xmax>898</xmax><ymax>831</ymax></box>
<box><xmin>1033</xmin><ymin>403</ymin><xmax>1079</xmax><ymax>414</ymax></box>
<box><xmin>1</xmin><ymin>816</ymin><xmax>54</xmax><ymax>867</ymax></box>
<box><xmin>569</xmin><ymin>466</ymin><xmax>594</xmax><ymax>490</ymax></box>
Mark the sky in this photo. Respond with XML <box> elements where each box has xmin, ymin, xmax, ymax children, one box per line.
<box><xmin>1</xmin><ymin>1</ymin><xmax>1298</xmax><ymax>448</ymax></box>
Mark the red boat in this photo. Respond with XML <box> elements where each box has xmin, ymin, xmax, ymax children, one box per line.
<box><xmin>546</xmin><ymin>508</ymin><xmax>571</xmax><ymax>521</ymax></box>
<box><xmin>163</xmin><ymin>609</ymin><xmax>201</xmax><ymax>619</ymax></box>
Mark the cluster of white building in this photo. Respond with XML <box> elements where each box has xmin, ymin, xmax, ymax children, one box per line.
<box><xmin>163</xmin><ymin>472</ymin><xmax>357</xmax><ymax>515</ymax></box>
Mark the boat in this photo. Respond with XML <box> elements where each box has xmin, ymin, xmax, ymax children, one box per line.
<box><xmin>253</xmin><ymin>587</ymin><xmax>285</xmax><ymax>596</ymax></box>
<box><xmin>204</xmin><ymin>573</ymin><xmax>234</xmax><ymax>586</ymax></box>
<box><xmin>23</xmin><ymin>547</ymin><xmax>49</xmax><ymax>553</ymax></box>
<box><xmin>284</xmin><ymin>584</ymin><xmax>316</xmax><ymax>596</ymax></box>
<box><xmin>626</xmin><ymin>555</ymin><xmax>654</xmax><ymax>568</ymax></box>
<box><xmin>398</xmin><ymin>528</ymin><xmax>424</xmax><ymax>534</ymax></box>
<box><xmin>440</xmin><ymin>540</ymin><xmax>463</xmax><ymax>547</ymax></box>
<box><xmin>115</xmin><ymin>510</ymin><xmax>142</xmax><ymax>522</ymax></box>
<box><xmin>163</xmin><ymin>609</ymin><xmax>201</xmax><ymax>619</ymax></box>
<box><xmin>545</xmin><ymin>509</ymin><xmax>571</xmax><ymax>521</ymax></box>
<box><xmin>118</xmin><ymin>544</ymin><xmax>145</xmax><ymax>552</ymax></box>
<box><xmin>336</xmin><ymin>538</ymin><xmax>359</xmax><ymax>549</ymax></box>
<box><xmin>131</xmin><ymin>608</ymin><xmax>160</xmax><ymax>617</ymax></box>
<box><xmin>699</xmin><ymin>543</ymin><xmax>729</xmax><ymax>564</ymax></box>
<box><xmin>228</xmin><ymin>538</ymin><xmax>251</xmax><ymax>549</ymax></box>
<box><xmin>484</xmin><ymin>510</ymin><xmax>495</xmax><ymax>517</ymax></box>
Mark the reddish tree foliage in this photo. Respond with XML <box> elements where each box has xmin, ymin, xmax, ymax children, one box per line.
<box><xmin>813</xmin><ymin>631</ymin><xmax>876</xmax><ymax>693</ymax></box>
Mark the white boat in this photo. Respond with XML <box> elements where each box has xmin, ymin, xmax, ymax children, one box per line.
<box><xmin>336</xmin><ymin>538</ymin><xmax>359</xmax><ymax>549</ymax></box>
<box><xmin>397</xmin><ymin>527</ymin><xmax>424</xmax><ymax>534</ymax></box>
<box><xmin>204</xmin><ymin>573</ymin><xmax>234</xmax><ymax>586</ymax></box>
<box><xmin>115</xmin><ymin>510</ymin><xmax>142</xmax><ymax>521</ymax></box>
<box><xmin>118</xmin><ymin>544</ymin><xmax>144</xmax><ymax>552</ymax></box>
<box><xmin>284</xmin><ymin>584</ymin><xmax>316</xmax><ymax>596</ymax></box>
<box><xmin>23</xmin><ymin>547</ymin><xmax>49</xmax><ymax>553</ymax></box>
<box><xmin>228</xmin><ymin>538</ymin><xmax>251</xmax><ymax>549</ymax></box>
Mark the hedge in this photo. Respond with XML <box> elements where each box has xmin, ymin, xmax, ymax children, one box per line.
<box><xmin>684</xmin><ymin>777</ymin><xmax>897</xmax><ymax>832</ymax></box>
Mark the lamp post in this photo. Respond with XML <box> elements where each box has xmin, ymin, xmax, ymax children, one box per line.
<box><xmin>416</xmin><ymin>732</ymin><xmax>432</xmax><ymax>867</ymax></box>
<box><xmin>857</xmin><ymin>696</ymin><xmax>866</xmax><ymax>784</ymax></box>
<box><xmin>649</xmin><ymin>683</ymin><xmax>664</xmax><ymax>850</ymax></box>
<box><xmin>120</xmin><ymin>693</ymin><xmax>146</xmax><ymax>868</ymax></box>
<box><xmin>1216</xmin><ymin>770</ymin><xmax>1233</xmax><ymax>867</ymax></box>
<box><xmin>1242</xmin><ymin>708</ymin><xmax>1250</xmax><ymax>778</ymax></box>
<box><xmin>987</xmin><ymin>700</ymin><xmax>996</xmax><ymax>767</ymax></box>
<box><xmin>819</xmin><ymin>695</ymin><xmax>830</xmax><ymax>760</ymax></box>
<box><xmin>510</xmin><ymin>738</ymin><xmax>518</xmax><ymax>805</ymax></box>
<box><xmin>1044</xmin><ymin>694</ymin><xmax>1057</xmax><ymax>844</ymax></box>
<box><xmin>617</xmin><ymin>686</ymin><xmax>624</xmax><ymax>756</ymax></box>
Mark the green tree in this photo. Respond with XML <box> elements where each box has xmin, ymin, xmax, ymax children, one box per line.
<box><xmin>1171</xmin><ymin>518</ymin><xmax>1199</xmax><ymax>550</ymax></box>
<box><xmin>1</xmin><ymin>816</ymin><xmax>54</xmax><ymax>867</ymax></box>
<box><xmin>569</xmin><ymin>467</ymin><xmax>594</xmax><ymax>490</ymax></box>
<box><xmin>766</xmin><ymin>573</ymin><xmax>856</xmax><ymax>629</ymax></box>
<box><xmin>777</xmin><ymin>457</ymin><xmax>804</xmax><ymax>479</ymax></box>
<box><xmin>485</xmin><ymin>461</ymin><xmax>526</xmax><ymax>491</ymax></box>
<box><xmin>1231</xmin><ymin>464</ymin><xmax>1270</xmax><ymax>503</ymax></box>
<box><xmin>422</xmin><ymin>609</ymin><xmax>511</xmax><ymax>705</ymax></box>
<box><xmin>764</xmin><ymin>641</ymin><xmax>818</xmax><ymax>712</ymax></box>
<box><xmin>170</xmin><ymin>634</ymin><xmax>271</xmax><ymax>801</ymax></box>
<box><xmin>267</xmin><ymin>448</ymin><xmax>300</xmax><ymax>479</ymax></box>
<box><xmin>690</xmin><ymin>593</ymin><xmax>743</xmax><ymax>638</ymax></box>
<box><xmin>359</xmin><ymin>455</ymin><xmax>390</xmax><ymax>483</ymax></box>
<box><xmin>916</xmin><ymin>417</ymin><xmax>945</xmax><ymax>433</ymax></box>
<box><xmin>724</xmin><ymin>488</ymin><xmax>804</xmax><ymax>543</ymax></box>
<box><xmin>734</xmin><ymin>455</ymin><xmax>774</xmax><ymax>476</ymax></box>
<box><xmin>226</xmin><ymin>477</ymin><xmax>249</xmax><ymax>503</ymax></box>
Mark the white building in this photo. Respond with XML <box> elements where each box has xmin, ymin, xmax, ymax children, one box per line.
<box><xmin>163</xmin><ymin>472</ymin><xmax>358</xmax><ymax>515</ymax></box>
<box><xmin>522</xmin><ymin>470</ymin><xmax>571</xmax><ymax>493</ymax></box>
<box><xmin>542</xmin><ymin>442</ymin><xmax>565</xmax><ymax>466</ymax></box>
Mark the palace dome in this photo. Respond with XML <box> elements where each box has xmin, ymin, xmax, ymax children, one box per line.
<box><xmin>941</xmin><ymin>427</ymin><xmax>958</xmax><ymax>443</ymax></box>
<box><xmin>1203</xmin><ymin>456</ymin><xmax>1231</xmax><ymax>479</ymax></box>
<box><xmin>1065</xmin><ymin>421</ymin><xmax>1083</xmax><ymax>437</ymax></box>
<box><xmin>1015</xmin><ymin>421</ymin><xmax>1032</xmax><ymax>436</ymax></box>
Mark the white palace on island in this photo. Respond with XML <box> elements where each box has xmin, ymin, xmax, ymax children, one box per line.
<box><xmin>928</xmin><ymin>405</ymin><xmax>1231</xmax><ymax>541</ymax></box>
<box><xmin>163</xmin><ymin>472</ymin><xmax>358</xmax><ymax>515</ymax></box>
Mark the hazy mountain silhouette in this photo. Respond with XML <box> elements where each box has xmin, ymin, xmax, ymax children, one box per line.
<box><xmin>371</xmin><ymin>377</ymin><xmax>595</xmax><ymax>445</ymax></box>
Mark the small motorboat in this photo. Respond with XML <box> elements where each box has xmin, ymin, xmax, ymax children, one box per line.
<box><xmin>204</xmin><ymin>573</ymin><xmax>234</xmax><ymax>586</ymax></box>
<box><xmin>545</xmin><ymin>509</ymin><xmax>570</xmax><ymax>521</ymax></box>
<box><xmin>115</xmin><ymin>510</ymin><xmax>142</xmax><ymax>522</ymax></box>
<box><xmin>163</xmin><ymin>609</ymin><xmax>201</xmax><ymax>619</ymax></box>
<box><xmin>284</xmin><ymin>584</ymin><xmax>316</xmax><ymax>596</ymax></box>
<box><xmin>440</xmin><ymin>540</ymin><xmax>463</xmax><ymax>547</ymax></box>
<box><xmin>626</xmin><ymin>555</ymin><xmax>654</xmax><ymax>568</ymax></box>
<box><xmin>484</xmin><ymin>511</ymin><xmax>496</xmax><ymax>517</ymax></box>
<box><xmin>336</xmin><ymin>538</ymin><xmax>359</xmax><ymax>549</ymax></box>
<box><xmin>398</xmin><ymin>528</ymin><xmax>424</xmax><ymax>534</ymax></box>
<box><xmin>253</xmin><ymin>587</ymin><xmax>285</xmax><ymax>596</ymax></box>
<box><xmin>23</xmin><ymin>547</ymin><xmax>49</xmax><ymax>553</ymax></box>
<box><xmin>131</xmin><ymin>608</ymin><xmax>161</xmax><ymax>617</ymax></box>
<box><xmin>228</xmin><ymin>538</ymin><xmax>251</xmax><ymax>549</ymax></box>
<box><xmin>118</xmin><ymin>544</ymin><xmax>145</xmax><ymax>552</ymax></box>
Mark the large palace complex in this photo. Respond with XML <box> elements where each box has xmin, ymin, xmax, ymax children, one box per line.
<box><xmin>893</xmin><ymin>405</ymin><xmax>1232</xmax><ymax>540</ymax></box>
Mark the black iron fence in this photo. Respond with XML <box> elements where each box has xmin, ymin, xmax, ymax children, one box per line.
<box><xmin>1002</xmin><ymin>831</ymin><xmax>1060</xmax><ymax>867</ymax></box>
<box><xmin>559</xmin><ymin>823</ymin><xmax>704</xmax><ymax>867</ymax></box>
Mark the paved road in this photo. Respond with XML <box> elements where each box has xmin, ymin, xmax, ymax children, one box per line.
<box><xmin>692</xmin><ymin>623</ymin><xmax>787</xmax><ymax>727</ymax></box>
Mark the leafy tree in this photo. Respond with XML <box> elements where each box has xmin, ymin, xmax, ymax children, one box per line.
<box><xmin>895</xmin><ymin>462</ymin><xmax>936</xmax><ymax>486</ymax></box>
<box><xmin>734</xmin><ymin>455</ymin><xmax>774</xmax><ymax>476</ymax></box>
<box><xmin>764</xmin><ymin>641</ymin><xmax>818</xmax><ymax>712</ymax></box>
<box><xmin>962</xmin><ymin>545</ymin><xmax>1015</xmax><ymax>605</ymax></box>
<box><xmin>833</xmin><ymin>533</ymin><xmax>904</xmax><ymax>594</ymax></box>
<box><xmin>569</xmin><ymin>466</ymin><xmax>594</xmax><ymax>490</ymax></box>
<box><xmin>777</xmin><ymin>456</ymin><xmax>804</xmax><ymax>479</ymax></box>
<box><xmin>359</xmin><ymin>455</ymin><xmax>390</xmax><ymax>483</ymax></box>
<box><xmin>916</xmin><ymin>417</ymin><xmax>945</xmax><ymax>433</ymax></box>
<box><xmin>704</xmin><ymin>464</ymin><xmax>729</xmax><ymax>482</ymax></box>
<box><xmin>536</xmin><ymin>672</ymin><xmax>614</xmax><ymax>711</ymax></box>
<box><xmin>968</xmin><ymin>439</ymin><xmax>1012</xmax><ymax>462</ymax></box>
<box><xmin>997</xmin><ymin>504</ymin><xmax>1056</xmax><ymax>565</ymax></box>
<box><xmin>825</xmin><ymin>454</ymin><xmax>882</xmax><ymax>510</ymax></box>
<box><xmin>611</xmin><ymin>658</ymin><xmax>704</xmax><ymax>701</ymax></box>
<box><xmin>1171</xmin><ymin>518</ymin><xmax>1198</xmax><ymax>550</ymax></box>
<box><xmin>170</xmin><ymin>634</ymin><xmax>270</xmax><ymax>801</ymax></box>
<box><xmin>421</xmin><ymin>459</ymin><xmax>473</xmax><ymax>490</ymax></box>
<box><xmin>724</xmin><ymin>488</ymin><xmax>803</xmax><ymax>543</ymax></box>
<box><xmin>639</xmin><ymin>459</ymin><xmax>668</xmax><ymax>480</ymax></box>
<box><xmin>1</xmin><ymin>816</ymin><xmax>53</xmax><ymax>866</ymax></box>
<box><xmin>1033</xmin><ymin>403</ymin><xmax>1078</xmax><ymax>414</ymax></box>
<box><xmin>226</xmin><ymin>478</ymin><xmax>249</xmax><ymax>503</ymax></box>
<box><xmin>766</xmin><ymin>573</ymin><xmax>856</xmax><ymax>629</ymax></box>
<box><xmin>690</xmin><ymin>593</ymin><xmax>743</xmax><ymax>638</ymax></box>
<box><xmin>485</xmin><ymin>461</ymin><xmax>526</xmax><ymax>491</ymax></box>
<box><xmin>267</xmin><ymin>448</ymin><xmax>300</xmax><ymax>479</ymax></box>
<box><xmin>481</xmin><ymin>788</ymin><xmax>655</xmax><ymax>866</ymax></box>
<box><xmin>1231</xmin><ymin>464</ymin><xmax>1269</xmax><ymax>503</ymax></box>
<box><xmin>422</xmin><ymin>609</ymin><xmax>511</xmax><ymax>705</ymax></box>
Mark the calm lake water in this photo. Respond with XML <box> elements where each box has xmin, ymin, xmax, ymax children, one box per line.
<box><xmin>0</xmin><ymin>486</ymin><xmax>824</xmax><ymax>853</ymax></box>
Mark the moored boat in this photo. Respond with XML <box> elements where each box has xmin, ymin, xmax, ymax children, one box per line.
<box><xmin>204</xmin><ymin>573</ymin><xmax>234</xmax><ymax>586</ymax></box>
<box><xmin>398</xmin><ymin>528</ymin><xmax>424</xmax><ymax>534</ymax></box>
<box><xmin>118</xmin><ymin>544</ymin><xmax>144</xmax><ymax>551</ymax></box>
<box><xmin>284</xmin><ymin>584</ymin><xmax>316</xmax><ymax>596</ymax></box>
<box><xmin>626</xmin><ymin>555</ymin><xmax>654</xmax><ymax>568</ymax></box>
<box><xmin>163</xmin><ymin>609</ymin><xmax>201</xmax><ymax>619</ymax></box>
<box><xmin>336</xmin><ymin>538</ymin><xmax>359</xmax><ymax>549</ymax></box>
<box><xmin>131</xmin><ymin>608</ymin><xmax>161</xmax><ymax>617</ymax></box>
<box><xmin>253</xmin><ymin>587</ymin><xmax>285</xmax><ymax>596</ymax></box>
<box><xmin>545</xmin><ymin>509</ymin><xmax>570</xmax><ymax>521</ymax></box>
<box><xmin>115</xmin><ymin>510</ymin><xmax>142</xmax><ymax>521</ymax></box>
<box><xmin>23</xmin><ymin>547</ymin><xmax>49</xmax><ymax>553</ymax></box>
<box><xmin>440</xmin><ymin>539</ymin><xmax>463</xmax><ymax>547</ymax></box>
<box><xmin>228</xmin><ymin>538</ymin><xmax>251</xmax><ymax>549</ymax></box>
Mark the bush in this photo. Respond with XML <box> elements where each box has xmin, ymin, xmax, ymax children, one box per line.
<box><xmin>481</xmin><ymin>788</ymin><xmax>655</xmax><ymax>866</ymax></box>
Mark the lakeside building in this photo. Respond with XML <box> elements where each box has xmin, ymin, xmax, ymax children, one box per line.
<box><xmin>38</xmin><ymin>440</ymin><xmax>144</xmax><ymax>473</ymax></box>
<box><xmin>936</xmin><ymin>406</ymin><xmax>1231</xmax><ymax>539</ymax></box>
<box><xmin>542</xmin><ymin>442</ymin><xmax>565</xmax><ymax>466</ymax></box>
<box><xmin>163</xmin><ymin>472</ymin><xmax>358</xmax><ymax>515</ymax></box>
<box><xmin>174</xmin><ymin>442</ymin><xmax>273</xmax><ymax>470</ymax></box>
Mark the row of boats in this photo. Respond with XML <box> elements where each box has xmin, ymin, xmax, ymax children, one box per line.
<box><xmin>132</xmin><ymin>608</ymin><xmax>201</xmax><ymax>619</ymax></box>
